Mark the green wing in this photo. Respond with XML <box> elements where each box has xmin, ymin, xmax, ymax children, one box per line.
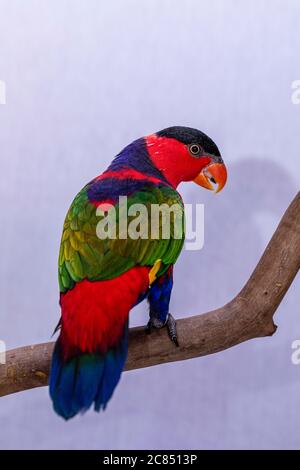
<box><xmin>109</xmin><ymin>186</ymin><xmax>185</xmax><ymax>271</ymax></box>
<box><xmin>58</xmin><ymin>185</ymin><xmax>185</xmax><ymax>293</ymax></box>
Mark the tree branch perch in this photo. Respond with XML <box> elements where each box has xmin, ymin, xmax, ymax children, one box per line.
<box><xmin>1</xmin><ymin>192</ymin><xmax>300</xmax><ymax>398</ymax></box>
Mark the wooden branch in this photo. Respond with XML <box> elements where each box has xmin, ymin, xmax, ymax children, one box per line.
<box><xmin>1</xmin><ymin>192</ymin><xmax>300</xmax><ymax>398</ymax></box>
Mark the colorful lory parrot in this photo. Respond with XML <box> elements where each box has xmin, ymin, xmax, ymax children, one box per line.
<box><xmin>49</xmin><ymin>126</ymin><xmax>227</xmax><ymax>419</ymax></box>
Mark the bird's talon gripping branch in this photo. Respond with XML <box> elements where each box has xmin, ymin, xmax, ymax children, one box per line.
<box><xmin>145</xmin><ymin>314</ymin><xmax>179</xmax><ymax>347</ymax></box>
<box><xmin>146</xmin><ymin>316</ymin><xmax>165</xmax><ymax>334</ymax></box>
<box><xmin>166</xmin><ymin>313</ymin><xmax>179</xmax><ymax>347</ymax></box>
<box><xmin>145</xmin><ymin>320</ymin><xmax>152</xmax><ymax>335</ymax></box>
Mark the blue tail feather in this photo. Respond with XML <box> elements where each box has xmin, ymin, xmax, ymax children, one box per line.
<box><xmin>49</xmin><ymin>324</ymin><xmax>128</xmax><ymax>420</ymax></box>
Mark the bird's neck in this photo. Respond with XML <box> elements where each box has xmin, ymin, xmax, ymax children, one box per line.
<box><xmin>106</xmin><ymin>138</ymin><xmax>173</xmax><ymax>187</ymax></box>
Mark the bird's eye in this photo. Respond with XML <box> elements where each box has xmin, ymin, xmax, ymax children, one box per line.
<box><xmin>189</xmin><ymin>144</ymin><xmax>202</xmax><ymax>157</ymax></box>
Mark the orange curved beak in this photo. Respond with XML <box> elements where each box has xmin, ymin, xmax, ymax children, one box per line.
<box><xmin>193</xmin><ymin>162</ymin><xmax>227</xmax><ymax>193</ymax></box>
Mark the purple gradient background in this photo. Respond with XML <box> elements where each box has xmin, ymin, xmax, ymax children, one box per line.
<box><xmin>0</xmin><ymin>0</ymin><xmax>300</xmax><ymax>450</ymax></box>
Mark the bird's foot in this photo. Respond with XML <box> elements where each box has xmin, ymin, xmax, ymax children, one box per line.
<box><xmin>145</xmin><ymin>313</ymin><xmax>179</xmax><ymax>347</ymax></box>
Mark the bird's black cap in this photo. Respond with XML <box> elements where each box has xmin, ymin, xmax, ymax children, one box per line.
<box><xmin>156</xmin><ymin>126</ymin><xmax>221</xmax><ymax>157</ymax></box>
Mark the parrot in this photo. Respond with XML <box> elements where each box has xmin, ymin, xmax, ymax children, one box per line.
<box><xmin>49</xmin><ymin>126</ymin><xmax>227</xmax><ymax>419</ymax></box>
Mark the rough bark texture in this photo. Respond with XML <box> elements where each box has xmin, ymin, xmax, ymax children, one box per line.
<box><xmin>1</xmin><ymin>192</ymin><xmax>300</xmax><ymax>398</ymax></box>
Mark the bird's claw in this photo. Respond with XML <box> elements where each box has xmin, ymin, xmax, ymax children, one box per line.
<box><xmin>145</xmin><ymin>320</ymin><xmax>153</xmax><ymax>335</ymax></box>
<box><xmin>166</xmin><ymin>313</ymin><xmax>179</xmax><ymax>347</ymax></box>
<box><xmin>145</xmin><ymin>313</ymin><xmax>179</xmax><ymax>347</ymax></box>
